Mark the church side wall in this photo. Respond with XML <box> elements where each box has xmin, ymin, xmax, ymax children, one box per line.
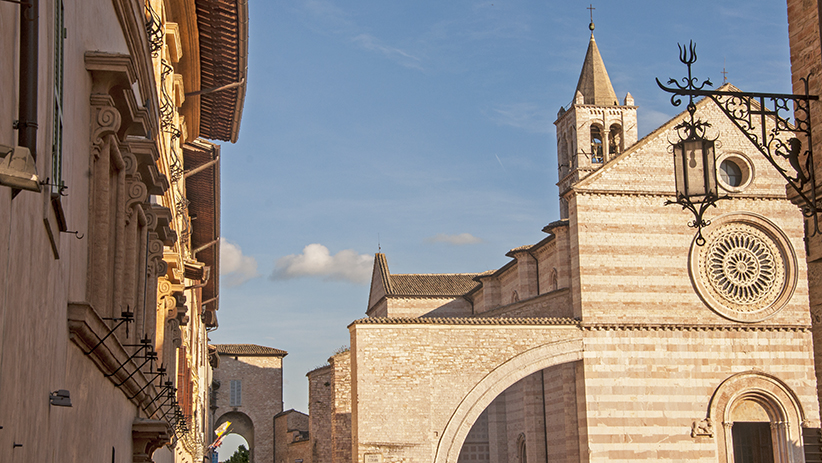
<box><xmin>543</xmin><ymin>361</ymin><xmax>581</xmax><ymax>463</ymax></box>
<box><xmin>581</xmin><ymin>327</ymin><xmax>819</xmax><ymax>462</ymax></box>
<box><xmin>385</xmin><ymin>297</ymin><xmax>472</xmax><ymax>318</ymax></box>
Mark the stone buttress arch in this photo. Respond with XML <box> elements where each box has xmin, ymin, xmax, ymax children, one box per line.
<box><xmin>433</xmin><ymin>338</ymin><xmax>584</xmax><ymax>463</ymax></box>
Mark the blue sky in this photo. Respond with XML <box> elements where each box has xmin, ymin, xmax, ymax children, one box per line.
<box><xmin>210</xmin><ymin>0</ymin><xmax>793</xmax><ymax>421</ymax></box>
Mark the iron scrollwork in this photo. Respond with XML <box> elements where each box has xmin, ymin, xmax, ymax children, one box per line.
<box><xmin>145</xmin><ymin>1</ymin><xmax>163</xmax><ymax>57</ymax></box>
<box><xmin>657</xmin><ymin>41</ymin><xmax>821</xmax><ymax>235</ymax></box>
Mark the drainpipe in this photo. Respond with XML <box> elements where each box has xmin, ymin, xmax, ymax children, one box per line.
<box><xmin>17</xmin><ymin>0</ymin><xmax>38</xmax><ymax>159</ymax></box>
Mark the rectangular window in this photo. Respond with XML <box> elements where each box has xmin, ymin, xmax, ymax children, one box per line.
<box><xmin>230</xmin><ymin>380</ymin><xmax>242</xmax><ymax>406</ymax></box>
<box><xmin>52</xmin><ymin>0</ymin><xmax>65</xmax><ymax>196</ymax></box>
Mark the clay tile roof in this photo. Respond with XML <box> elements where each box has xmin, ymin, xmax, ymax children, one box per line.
<box><xmin>388</xmin><ymin>273</ymin><xmax>481</xmax><ymax>296</ymax></box>
<box><xmin>574</xmin><ymin>34</ymin><xmax>619</xmax><ymax>106</ymax></box>
<box><xmin>214</xmin><ymin>344</ymin><xmax>287</xmax><ymax>356</ymax></box>
<box><xmin>195</xmin><ymin>0</ymin><xmax>248</xmax><ymax>142</ymax></box>
<box><xmin>183</xmin><ymin>140</ymin><xmax>220</xmax><ymax>316</ymax></box>
<box><xmin>350</xmin><ymin>317</ymin><xmax>581</xmax><ymax>326</ymax></box>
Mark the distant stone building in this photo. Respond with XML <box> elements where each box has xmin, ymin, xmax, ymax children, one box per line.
<box><xmin>307</xmin><ymin>351</ymin><xmax>352</xmax><ymax>463</ymax></box>
<box><xmin>309</xmin><ymin>27</ymin><xmax>821</xmax><ymax>463</ymax></box>
<box><xmin>275</xmin><ymin>409</ymin><xmax>311</xmax><ymax>463</ymax></box>
<box><xmin>213</xmin><ymin>344</ymin><xmax>287</xmax><ymax>463</ymax></box>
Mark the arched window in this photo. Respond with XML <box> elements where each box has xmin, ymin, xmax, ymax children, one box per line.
<box><xmin>590</xmin><ymin>125</ymin><xmax>603</xmax><ymax>163</ymax></box>
<box><xmin>517</xmin><ymin>434</ymin><xmax>527</xmax><ymax>463</ymax></box>
<box><xmin>609</xmin><ymin>123</ymin><xmax>622</xmax><ymax>156</ymax></box>
<box><xmin>558</xmin><ymin>137</ymin><xmax>568</xmax><ymax>177</ymax></box>
<box><xmin>551</xmin><ymin>269</ymin><xmax>558</xmax><ymax>291</ymax></box>
<box><xmin>511</xmin><ymin>291</ymin><xmax>519</xmax><ymax>303</ymax></box>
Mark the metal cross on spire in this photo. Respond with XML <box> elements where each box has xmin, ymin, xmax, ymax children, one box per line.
<box><xmin>588</xmin><ymin>4</ymin><xmax>595</xmax><ymax>31</ymax></box>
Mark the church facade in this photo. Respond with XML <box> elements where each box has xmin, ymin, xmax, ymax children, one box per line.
<box><xmin>305</xmin><ymin>30</ymin><xmax>822</xmax><ymax>463</ymax></box>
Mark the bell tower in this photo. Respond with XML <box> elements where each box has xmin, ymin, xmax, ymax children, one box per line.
<box><xmin>554</xmin><ymin>21</ymin><xmax>638</xmax><ymax>218</ymax></box>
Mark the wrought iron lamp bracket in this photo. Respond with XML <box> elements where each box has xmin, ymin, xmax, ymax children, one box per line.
<box><xmin>657</xmin><ymin>41</ymin><xmax>821</xmax><ymax>236</ymax></box>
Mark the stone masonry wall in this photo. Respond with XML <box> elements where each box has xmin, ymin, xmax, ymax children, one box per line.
<box><xmin>581</xmin><ymin>327</ymin><xmax>819</xmax><ymax>462</ymax></box>
<box><xmin>787</xmin><ymin>0</ymin><xmax>822</xmax><ymax>416</ymax></box>
<box><xmin>308</xmin><ymin>365</ymin><xmax>333</xmax><ymax>463</ymax></box>
<box><xmin>349</xmin><ymin>322</ymin><xmax>583</xmax><ymax>463</ymax></box>
<box><xmin>331</xmin><ymin>352</ymin><xmax>352</xmax><ymax>463</ymax></box>
<box><xmin>214</xmin><ymin>354</ymin><xmax>284</xmax><ymax>463</ymax></box>
<box><xmin>275</xmin><ymin>410</ymin><xmax>311</xmax><ymax>463</ymax></box>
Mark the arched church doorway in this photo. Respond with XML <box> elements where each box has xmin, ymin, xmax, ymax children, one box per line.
<box><xmin>216</xmin><ymin>411</ymin><xmax>255</xmax><ymax>462</ymax></box>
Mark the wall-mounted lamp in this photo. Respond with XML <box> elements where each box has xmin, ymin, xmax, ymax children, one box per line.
<box><xmin>657</xmin><ymin>41</ymin><xmax>820</xmax><ymax>242</ymax></box>
<box><xmin>49</xmin><ymin>389</ymin><xmax>72</xmax><ymax>407</ymax></box>
<box><xmin>0</xmin><ymin>144</ymin><xmax>40</xmax><ymax>192</ymax></box>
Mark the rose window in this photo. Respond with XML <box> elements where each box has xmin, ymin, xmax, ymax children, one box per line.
<box><xmin>690</xmin><ymin>216</ymin><xmax>797</xmax><ymax>323</ymax></box>
<box><xmin>706</xmin><ymin>230</ymin><xmax>776</xmax><ymax>305</ymax></box>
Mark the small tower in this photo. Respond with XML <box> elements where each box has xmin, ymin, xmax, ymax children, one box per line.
<box><xmin>554</xmin><ymin>22</ymin><xmax>637</xmax><ymax>217</ymax></box>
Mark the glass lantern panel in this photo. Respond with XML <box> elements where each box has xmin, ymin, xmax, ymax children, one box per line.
<box><xmin>673</xmin><ymin>144</ymin><xmax>686</xmax><ymax>198</ymax></box>
<box><xmin>684</xmin><ymin>140</ymin><xmax>706</xmax><ymax>197</ymax></box>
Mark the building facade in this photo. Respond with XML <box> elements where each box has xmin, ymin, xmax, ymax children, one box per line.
<box><xmin>0</xmin><ymin>1</ymin><xmax>247</xmax><ymax>462</ymax></box>
<box><xmin>212</xmin><ymin>344</ymin><xmax>287</xmax><ymax>463</ymax></box>
<box><xmin>306</xmin><ymin>28</ymin><xmax>821</xmax><ymax>463</ymax></box>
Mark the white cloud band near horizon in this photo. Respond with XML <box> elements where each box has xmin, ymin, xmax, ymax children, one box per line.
<box><xmin>220</xmin><ymin>238</ymin><xmax>260</xmax><ymax>287</ymax></box>
<box><xmin>426</xmin><ymin>233</ymin><xmax>482</xmax><ymax>245</ymax></box>
<box><xmin>271</xmin><ymin>244</ymin><xmax>373</xmax><ymax>284</ymax></box>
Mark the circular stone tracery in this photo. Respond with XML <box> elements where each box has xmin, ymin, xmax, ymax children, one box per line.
<box><xmin>690</xmin><ymin>214</ymin><xmax>797</xmax><ymax>323</ymax></box>
<box><xmin>707</xmin><ymin>228</ymin><xmax>776</xmax><ymax>305</ymax></box>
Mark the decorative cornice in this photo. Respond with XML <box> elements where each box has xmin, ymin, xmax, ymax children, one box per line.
<box><xmin>351</xmin><ymin>317</ymin><xmax>581</xmax><ymax>326</ymax></box>
<box><xmin>580</xmin><ymin>323</ymin><xmax>810</xmax><ymax>332</ymax></box>
<box><xmin>570</xmin><ymin>188</ymin><xmax>787</xmax><ymax>200</ymax></box>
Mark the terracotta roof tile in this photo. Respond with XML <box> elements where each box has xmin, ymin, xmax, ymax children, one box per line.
<box><xmin>388</xmin><ymin>273</ymin><xmax>481</xmax><ymax>296</ymax></box>
<box><xmin>195</xmin><ymin>0</ymin><xmax>248</xmax><ymax>142</ymax></box>
<box><xmin>214</xmin><ymin>344</ymin><xmax>287</xmax><ymax>356</ymax></box>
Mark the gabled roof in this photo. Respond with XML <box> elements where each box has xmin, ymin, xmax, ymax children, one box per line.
<box><xmin>574</xmin><ymin>34</ymin><xmax>619</xmax><ymax>106</ymax></box>
<box><xmin>372</xmin><ymin>253</ymin><xmax>481</xmax><ymax>297</ymax></box>
<box><xmin>214</xmin><ymin>344</ymin><xmax>287</xmax><ymax>356</ymax></box>
<box><xmin>572</xmin><ymin>83</ymin><xmax>739</xmax><ymax>192</ymax></box>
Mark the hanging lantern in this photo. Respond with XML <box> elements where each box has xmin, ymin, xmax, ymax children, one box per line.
<box><xmin>673</xmin><ymin>137</ymin><xmax>717</xmax><ymax>202</ymax></box>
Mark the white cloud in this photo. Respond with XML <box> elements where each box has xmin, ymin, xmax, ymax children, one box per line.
<box><xmin>271</xmin><ymin>244</ymin><xmax>373</xmax><ymax>284</ymax></box>
<box><xmin>220</xmin><ymin>238</ymin><xmax>259</xmax><ymax>287</ymax></box>
<box><xmin>426</xmin><ymin>233</ymin><xmax>483</xmax><ymax>246</ymax></box>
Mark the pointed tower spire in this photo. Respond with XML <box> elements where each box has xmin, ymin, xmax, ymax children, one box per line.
<box><xmin>574</xmin><ymin>32</ymin><xmax>619</xmax><ymax>106</ymax></box>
